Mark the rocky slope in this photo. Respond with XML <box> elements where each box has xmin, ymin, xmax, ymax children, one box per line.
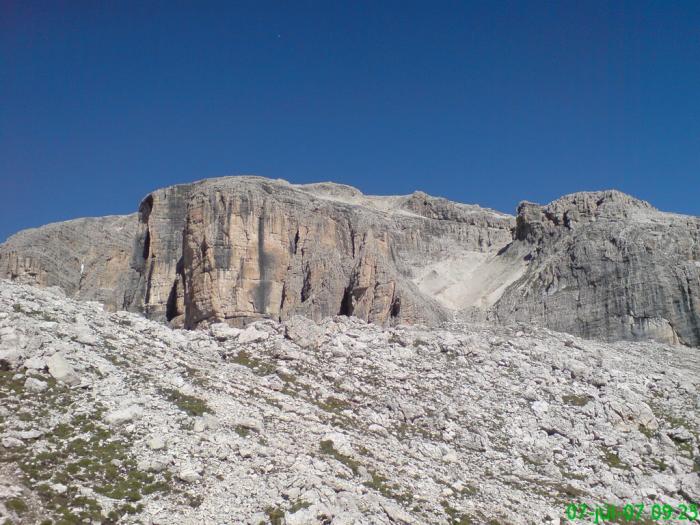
<box><xmin>0</xmin><ymin>280</ymin><xmax>698</xmax><ymax>524</ymax></box>
<box><xmin>1</xmin><ymin>177</ymin><xmax>699</xmax><ymax>346</ymax></box>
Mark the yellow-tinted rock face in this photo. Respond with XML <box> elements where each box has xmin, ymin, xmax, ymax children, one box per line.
<box><xmin>131</xmin><ymin>177</ymin><xmax>513</xmax><ymax>328</ymax></box>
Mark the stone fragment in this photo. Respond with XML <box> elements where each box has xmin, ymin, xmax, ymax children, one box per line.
<box><xmin>177</xmin><ymin>468</ymin><xmax>200</xmax><ymax>483</ymax></box>
<box><xmin>237</xmin><ymin>326</ymin><xmax>268</xmax><ymax>344</ymax></box>
<box><xmin>51</xmin><ymin>483</ymin><xmax>68</xmax><ymax>494</ymax></box>
<box><xmin>147</xmin><ymin>436</ymin><xmax>166</xmax><ymax>450</ymax></box>
<box><xmin>24</xmin><ymin>377</ymin><xmax>48</xmax><ymax>392</ymax></box>
<box><xmin>2</xmin><ymin>437</ymin><xmax>23</xmax><ymax>448</ymax></box>
<box><xmin>105</xmin><ymin>405</ymin><xmax>143</xmax><ymax>425</ymax></box>
<box><xmin>46</xmin><ymin>353</ymin><xmax>80</xmax><ymax>386</ymax></box>
<box><xmin>23</xmin><ymin>357</ymin><xmax>47</xmax><ymax>370</ymax></box>
<box><xmin>210</xmin><ymin>323</ymin><xmax>241</xmax><ymax>341</ymax></box>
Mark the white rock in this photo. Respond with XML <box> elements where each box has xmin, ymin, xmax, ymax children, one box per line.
<box><xmin>46</xmin><ymin>353</ymin><xmax>80</xmax><ymax>386</ymax></box>
<box><xmin>23</xmin><ymin>357</ymin><xmax>47</xmax><ymax>370</ymax></box>
<box><xmin>531</xmin><ymin>400</ymin><xmax>549</xmax><ymax>416</ymax></box>
<box><xmin>237</xmin><ymin>326</ymin><xmax>268</xmax><ymax>344</ymax></box>
<box><xmin>24</xmin><ymin>377</ymin><xmax>48</xmax><ymax>392</ymax></box>
<box><xmin>16</xmin><ymin>429</ymin><xmax>42</xmax><ymax>440</ymax></box>
<box><xmin>233</xmin><ymin>416</ymin><xmax>263</xmax><ymax>433</ymax></box>
<box><xmin>105</xmin><ymin>405</ymin><xmax>143</xmax><ymax>425</ymax></box>
<box><xmin>0</xmin><ymin>346</ymin><xmax>23</xmax><ymax>370</ymax></box>
<box><xmin>210</xmin><ymin>323</ymin><xmax>242</xmax><ymax>341</ymax></box>
<box><xmin>51</xmin><ymin>483</ymin><xmax>68</xmax><ymax>494</ymax></box>
<box><xmin>148</xmin><ymin>436</ymin><xmax>166</xmax><ymax>450</ymax></box>
<box><xmin>177</xmin><ymin>468</ymin><xmax>200</xmax><ymax>483</ymax></box>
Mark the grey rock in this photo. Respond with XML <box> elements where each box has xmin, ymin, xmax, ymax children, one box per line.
<box><xmin>1</xmin><ymin>279</ymin><xmax>697</xmax><ymax>524</ymax></box>
<box><xmin>1</xmin><ymin>177</ymin><xmax>512</xmax><ymax>330</ymax></box>
<box><xmin>493</xmin><ymin>191</ymin><xmax>700</xmax><ymax>346</ymax></box>
<box><xmin>0</xmin><ymin>214</ymin><xmax>140</xmax><ymax>311</ymax></box>
<box><xmin>2</xmin><ymin>179</ymin><xmax>699</xmax><ymax>347</ymax></box>
<box><xmin>2</xmin><ymin>436</ymin><xmax>23</xmax><ymax>448</ymax></box>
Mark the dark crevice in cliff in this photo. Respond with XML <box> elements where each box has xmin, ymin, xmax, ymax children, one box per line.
<box><xmin>390</xmin><ymin>296</ymin><xmax>401</xmax><ymax>318</ymax></box>
<box><xmin>279</xmin><ymin>282</ymin><xmax>287</xmax><ymax>317</ymax></box>
<box><xmin>256</xmin><ymin>213</ymin><xmax>271</xmax><ymax>312</ymax></box>
<box><xmin>142</xmin><ymin>229</ymin><xmax>151</xmax><ymax>260</ymax></box>
<box><xmin>292</xmin><ymin>229</ymin><xmax>300</xmax><ymax>255</ymax></box>
<box><xmin>144</xmin><ymin>262</ymin><xmax>155</xmax><ymax>305</ymax></box>
<box><xmin>139</xmin><ymin>195</ymin><xmax>154</xmax><ymax>222</ymax></box>
<box><xmin>350</xmin><ymin>230</ymin><xmax>356</xmax><ymax>258</ymax></box>
<box><xmin>301</xmin><ymin>266</ymin><xmax>312</xmax><ymax>302</ymax></box>
<box><xmin>339</xmin><ymin>285</ymin><xmax>353</xmax><ymax>316</ymax></box>
<box><xmin>165</xmin><ymin>280</ymin><xmax>178</xmax><ymax>321</ymax></box>
<box><xmin>165</xmin><ymin>257</ymin><xmax>184</xmax><ymax>322</ymax></box>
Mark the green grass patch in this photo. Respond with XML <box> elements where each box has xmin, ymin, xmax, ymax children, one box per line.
<box><xmin>160</xmin><ymin>387</ymin><xmax>211</xmax><ymax>417</ymax></box>
<box><xmin>289</xmin><ymin>499</ymin><xmax>311</xmax><ymax>513</ymax></box>
<box><xmin>231</xmin><ymin>350</ymin><xmax>277</xmax><ymax>376</ymax></box>
<box><xmin>602</xmin><ymin>447</ymin><xmax>628</xmax><ymax>470</ymax></box>
<box><xmin>5</xmin><ymin>498</ymin><xmax>28</xmax><ymax>514</ymax></box>
<box><xmin>441</xmin><ymin>500</ymin><xmax>474</xmax><ymax>524</ymax></box>
<box><xmin>562</xmin><ymin>394</ymin><xmax>590</xmax><ymax>407</ymax></box>
<box><xmin>317</xmin><ymin>396</ymin><xmax>351</xmax><ymax>414</ymax></box>
<box><xmin>265</xmin><ymin>505</ymin><xmax>285</xmax><ymax>525</ymax></box>
<box><xmin>319</xmin><ymin>439</ymin><xmax>362</xmax><ymax>475</ymax></box>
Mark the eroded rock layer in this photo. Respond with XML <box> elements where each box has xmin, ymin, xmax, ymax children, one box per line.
<box><xmin>493</xmin><ymin>191</ymin><xmax>700</xmax><ymax>346</ymax></box>
<box><xmin>0</xmin><ymin>214</ymin><xmax>141</xmax><ymax>310</ymax></box>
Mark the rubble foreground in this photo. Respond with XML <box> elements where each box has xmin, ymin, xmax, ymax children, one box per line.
<box><xmin>0</xmin><ymin>281</ymin><xmax>698</xmax><ymax>524</ymax></box>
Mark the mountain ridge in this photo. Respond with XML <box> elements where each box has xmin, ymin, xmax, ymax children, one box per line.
<box><xmin>1</xmin><ymin>176</ymin><xmax>699</xmax><ymax>347</ymax></box>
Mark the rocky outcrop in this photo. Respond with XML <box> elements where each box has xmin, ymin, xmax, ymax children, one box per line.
<box><xmin>0</xmin><ymin>177</ymin><xmax>514</xmax><ymax>328</ymax></box>
<box><xmin>0</xmin><ymin>214</ymin><xmax>140</xmax><ymax>310</ymax></box>
<box><xmin>133</xmin><ymin>177</ymin><xmax>513</xmax><ymax>327</ymax></box>
<box><xmin>493</xmin><ymin>190</ymin><xmax>700</xmax><ymax>346</ymax></box>
<box><xmin>1</xmin><ymin>179</ymin><xmax>699</xmax><ymax>347</ymax></box>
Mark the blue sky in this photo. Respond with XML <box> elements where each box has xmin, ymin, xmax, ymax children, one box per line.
<box><xmin>1</xmin><ymin>1</ymin><xmax>699</xmax><ymax>241</ymax></box>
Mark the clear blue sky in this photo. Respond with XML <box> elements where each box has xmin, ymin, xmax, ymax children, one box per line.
<box><xmin>2</xmin><ymin>1</ymin><xmax>699</xmax><ymax>241</ymax></box>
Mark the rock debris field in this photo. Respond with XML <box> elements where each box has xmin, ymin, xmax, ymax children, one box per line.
<box><xmin>0</xmin><ymin>280</ymin><xmax>698</xmax><ymax>524</ymax></box>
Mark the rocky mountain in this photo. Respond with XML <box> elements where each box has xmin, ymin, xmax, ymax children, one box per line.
<box><xmin>1</xmin><ymin>280</ymin><xmax>698</xmax><ymax>524</ymax></box>
<box><xmin>494</xmin><ymin>191</ymin><xmax>700</xmax><ymax>346</ymax></box>
<box><xmin>1</xmin><ymin>177</ymin><xmax>699</xmax><ymax>347</ymax></box>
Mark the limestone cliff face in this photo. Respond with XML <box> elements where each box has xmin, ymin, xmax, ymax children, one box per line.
<box><xmin>2</xmin><ymin>178</ymin><xmax>699</xmax><ymax>347</ymax></box>
<box><xmin>132</xmin><ymin>177</ymin><xmax>514</xmax><ymax>327</ymax></box>
<box><xmin>0</xmin><ymin>177</ymin><xmax>511</xmax><ymax>328</ymax></box>
<box><xmin>492</xmin><ymin>190</ymin><xmax>700</xmax><ymax>346</ymax></box>
<box><xmin>0</xmin><ymin>214</ymin><xmax>141</xmax><ymax>310</ymax></box>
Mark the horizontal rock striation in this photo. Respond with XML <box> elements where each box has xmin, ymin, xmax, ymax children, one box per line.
<box><xmin>493</xmin><ymin>190</ymin><xmax>700</xmax><ymax>346</ymax></box>
<box><xmin>0</xmin><ymin>214</ymin><xmax>141</xmax><ymax>310</ymax></box>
